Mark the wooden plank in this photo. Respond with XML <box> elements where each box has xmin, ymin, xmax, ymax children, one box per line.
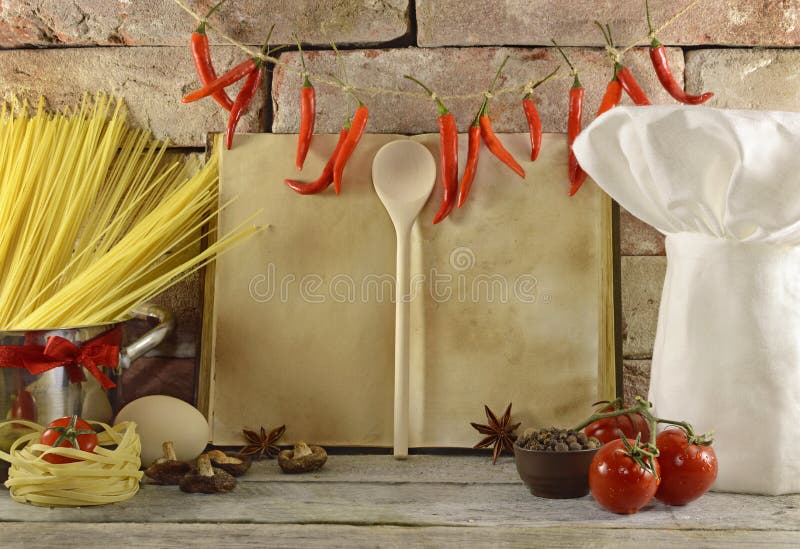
<box><xmin>1</xmin><ymin>478</ymin><xmax>797</xmax><ymax>531</ymax></box>
<box><xmin>1</xmin><ymin>523</ymin><xmax>797</xmax><ymax>548</ymax></box>
<box><xmin>597</xmin><ymin>192</ymin><xmax>617</xmax><ymax>400</ymax></box>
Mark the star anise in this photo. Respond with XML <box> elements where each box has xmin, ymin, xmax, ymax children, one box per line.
<box><xmin>470</xmin><ymin>403</ymin><xmax>521</xmax><ymax>464</ymax></box>
<box><xmin>240</xmin><ymin>425</ymin><xmax>286</xmax><ymax>460</ymax></box>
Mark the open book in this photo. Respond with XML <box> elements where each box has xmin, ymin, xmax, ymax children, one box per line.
<box><xmin>203</xmin><ymin>133</ymin><xmax>615</xmax><ymax>447</ymax></box>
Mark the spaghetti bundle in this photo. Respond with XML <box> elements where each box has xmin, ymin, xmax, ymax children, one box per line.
<box><xmin>0</xmin><ymin>420</ymin><xmax>142</xmax><ymax>507</ymax></box>
<box><xmin>0</xmin><ymin>94</ymin><xmax>258</xmax><ymax>330</ymax></box>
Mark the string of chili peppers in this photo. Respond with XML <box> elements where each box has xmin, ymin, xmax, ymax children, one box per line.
<box><xmin>173</xmin><ymin>0</ymin><xmax>704</xmax><ymax>104</ymax></box>
<box><xmin>178</xmin><ymin>0</ymin><xmax>712</xmax><ymax>205</ymax></box>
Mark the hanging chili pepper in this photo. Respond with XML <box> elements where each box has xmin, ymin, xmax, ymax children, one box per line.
<box><xmin>333</xmin><ymin>103</ymin><xmax>369</xmax><ymax>194</ymax></box>
<box><xmin>479</xmin><ymin>56</ymin><xmax>525</xmax><ymax>179</ymax></box>
<box><xmin>617</xmin><ymin>65</ymin><xmax>651</xmax><ymax>106</ymax></box>
<box><xmin>479</xmin><ymin>110</ymin><xmax>525</xmax><ymax>179</ymax></box>
<box><xmin>553</xmin><ymin>40</ymin><xmax>586</xmax><ymax>193</ymax></box>
<box><xmin>457</xmin><ymin>106</ymin><xmax>482</xmax><ymax>208</ymax></box>
<box><xmin>225</xmin><ymin>26</ymin><xmax>278</xmax><ymax>150</ymax></box>
<box><xmin>650</xmin><ymin>44</ymin><xmax>712</xmax><ymax>104</ymax></box>
<box><xmin>567</xmin><ymin>84</ymin><xmax>584</xmax><ymax>183</ymax></box>
<box><xmin>295</xmin><ymin>37</ymin><xmax>316</xmax><ymax>170</ymax></box>
<box><xmin>189</xmin><ymin>0</ymin><xmax>233</xmax><ymax>111</ymax></box>
<box><xmin>645</xmin><ymin>1</ymin><xmax>712</xmax><ymax>105</ymax></box>
<box><xmin>597</xmin><ymin>69</ymin><xmax>623</xmax><ymax>117</ymax></box>
<box><xmin>522</xmin><ymin>96</ymin><xmax>541</xmax><ymax>162</ymax></box>
<box><xmin>226</xmin><ymin>65</ymin><xmax>262</xmax><ymax>150</ymax></box>
<box><xmin>569</xmin><ymin>164</ymin><xmax>588</xmax><ymax>196</ymax></box>
<box><xmin>182</xmin><ymin>58</ymin><xmax>257</xmax><ymax>104</ymax></box>
<box><xmin>521</xmin><ymin>66</ymin><xmax>560</xmax><ymax>162</ymax></box>
<box><xmin>285</xmin><ymin>127</ymin><xmax>348</xmax><ymax>195</ymax></box>
<box><xmin>404</xmin><ymin>76</ymin><xmax>458</xmax><ymax>224</ymax></box>
<box><xmin>594</xmin><ymin>23</ymin><xmax>623</xmax><ymax>118</ymax></box>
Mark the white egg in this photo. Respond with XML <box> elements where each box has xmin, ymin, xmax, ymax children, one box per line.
<box><xmin>115</xmin><ymin>395</ymin><xmax>209</xmax><ymax>466</ymax></box>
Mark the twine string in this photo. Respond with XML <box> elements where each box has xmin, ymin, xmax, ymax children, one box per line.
<box><xmin>173</xmin><ymin>0</ymin><xmax>703</xmax><ymax>101</ymax></box>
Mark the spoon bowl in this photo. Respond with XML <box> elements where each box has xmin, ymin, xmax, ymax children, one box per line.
<box><xmin>372</xmin><ymin>140</ymin><xmax>436</xmax><ymax>458</ymax></box>
<box><xmin>373</xmin><ymin>140</ymin><xmax>437</xmax><ymax>229</ymax></box>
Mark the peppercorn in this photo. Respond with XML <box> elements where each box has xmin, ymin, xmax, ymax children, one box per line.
<box><xmin>516</xmin><ymin>427</ymin><xmax>600</xmax><ymax>452</ymax></box>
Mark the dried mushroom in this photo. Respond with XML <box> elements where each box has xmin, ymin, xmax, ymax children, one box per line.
<box><xmin>145</xmin><ymin>441</ymin><xmax>191</xmax><ymax>485</ymax></box>
<box><xmin>207</xmin><ymin>449</ymin><xmax>251</xmax><ymax>477</ymax></box>
<box><xmin>179</xmin><ymin>454</ymin><xmax>236</xmax><ymax>493</ymax></box>
<box><xmin>278</xmin><ymin>441</ymin><xmax>327</xmax><ymax>474</ymax></box>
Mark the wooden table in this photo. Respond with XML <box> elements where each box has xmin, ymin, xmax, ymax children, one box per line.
<box><xmin>1</xmin><ymin>455</ymin><xmax>798</xmax><ymax>547</ymax></box>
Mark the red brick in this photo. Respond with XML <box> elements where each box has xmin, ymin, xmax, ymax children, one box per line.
<box><xmin>0</xmin><ymin>0</ymin><xmax>409</xmax><ymax>47</ymax></box>
<box><xmin>621</xmin><ymin>256</ymin><xmax>665</xmax><ymax>360</ymax></box>
<box><xmin>620</xmin><ymin>209</ymin><xmax>666</xmax><ymax>256</ymax></box>
<box><xmin>417</xmin><ymin>0</ymin><xmax>800</xmax><ymax>47</ymax></box>
<box><xmin>686</xmin><ymin>48</ymin><xmax>800</xmax><ymax>111</ymax></box>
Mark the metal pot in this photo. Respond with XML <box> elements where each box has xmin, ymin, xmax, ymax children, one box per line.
<box><xmin>0</xmin><ymin>303</ymin><xmax>174</xmax><ymax>430</ymax></box>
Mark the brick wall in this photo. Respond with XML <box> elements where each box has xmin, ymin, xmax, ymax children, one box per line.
<box><xmin>0</xmin><ymin>0</ymin><xmax>794</xmax><ymax>406</ymax></box>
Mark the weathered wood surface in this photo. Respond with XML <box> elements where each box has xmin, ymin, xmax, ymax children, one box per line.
<box><xmin>0</xmin><ymin>455</ymin><xmax>797</xmax><ymax>547</ymax></box>
<box><xmin>2</xmin><ymin>523</ymin><xmax>798</xmax><ymax>548</ymax></box>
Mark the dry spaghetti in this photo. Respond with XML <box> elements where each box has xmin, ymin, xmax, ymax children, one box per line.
<box><xmin>0</xmin><ymin>420</ymin><xmax>142</xmax><ymax>507</ymax></box>
<box><xmin>0</xmin><ymin>94</ymin><xmax>260</xmax><ymax>330</ymax></box>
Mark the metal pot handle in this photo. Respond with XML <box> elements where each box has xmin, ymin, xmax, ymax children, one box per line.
<box><xmin>118</xmin><ymin>303</ymin><xmax>175</xmax><ymax>369</ymax></box>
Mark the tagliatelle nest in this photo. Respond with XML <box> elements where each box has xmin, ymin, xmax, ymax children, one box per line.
<box><xmin>0</xmin><ymin>420</ymin><xmax>142</xmax><ymax>507</ymax></box>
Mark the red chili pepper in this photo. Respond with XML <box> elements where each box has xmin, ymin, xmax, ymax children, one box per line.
<box><xmin>296</xmin><ymin>79</ymin><xmax>316</xmax><ymax>170</ymax></box>
<box><xmin>295</xmin><ymin>40</ymin><xmax>316</xmax><ymax>170</ymax></box>
<box><xmin>457</xmin><ymin>115</ymin><xmax>482</xmax><ymax>208</ymax></box>
<box><xmin>182</xmin><ymin>58</ymin><xmax>257</xmax><ymax>104</ymax></box>
<box><xmin>617</xmin><ymin>64</ymin><xmax>651</xmax><ymax>106</ymax></box>
<box><xmin>226</xmin><ymin>64</ymin><xmax>263</xmax><ymax>150</ymax></box>
<box><xmin>643</xmin><ymin>0</ymin><xmax>712</xmax><ymax>105</ymax></box>
<box><xmin>333</xmin><ymin>104</ymin><xmax>369</xmax><ymax>194</ymax></box>
<box><xmin>404</xmin><ymin>76</ymin><xmax>458</xmax><ymax>223</ymax></box>
<box><xmin>433</xmin><ymin>112</ymin><xmax>459</xmax><ymax>223</ymax></box>
<box><xmin>285</xmin><ymin>128</ymin><xmax>348</xmax><ymax>195</ymax></box>
<box><xmin>650</xmin><ymin>41</ymin><xmax>712</xmax><ymax>105</ymax></box>
<box><xmin>189</xmin><ymin>1</ymin><xmax>233</xmax><ymax>111</ymax></box>
<box><xmin>479</xmin><ymin>114</ymin><xmax>524</xmax><ymax>179</ymax></box>
<box><xmin>569</xmin><ymin>166</ymin><xmax>588</xmax><ymax>196</ymax></box>
<box><xmin>572</xmin><ymin>68</ymin><xmax>619</xmax><ymax>196</ymax></box>
<box><xmin>519</xmin><ymin>66</ymin><xmax>559</xmax><ymax>162</ymax></box>
<box><xmin>522</xmin><ymin>95</ymin><xmax>542</xmax><ymax>162</ymax></box>
<box><xmin>567</xmin><ymin>79</ymin><xmax>585</xmax><ymax>184</ymax></box>
<box><xmin>553</xmin><ymin>40</ymin><xmax>588</xmax><ymax>196</ymax></box>
<box><xmin>597</xmin><ymin>67</ymin><xmax>622</xmax><ymax>117</ymax></box>
<box><xmin>568</xmin><ymin>78</ymin><xmax>589</xmax><ymax>196</ymax></box>
<box><xmin>476</xmin><ymin>57</ymin><xmax>525</xmax><ymax>179</ymax></box>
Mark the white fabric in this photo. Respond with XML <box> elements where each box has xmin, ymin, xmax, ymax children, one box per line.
<box><xmin>574</xmin><ymin>106</ymin><xmax>800</xmax><ymax>495</ymax></box>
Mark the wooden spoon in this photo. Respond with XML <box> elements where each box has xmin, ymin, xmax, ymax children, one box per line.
<box><xmin>372</xmin><ymin>140</ymin><xmax>436</xmax><ymax>459</ymax></box>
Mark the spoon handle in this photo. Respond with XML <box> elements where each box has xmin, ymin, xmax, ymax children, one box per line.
<box><xmin>393</xmin><ymin>228</ymin><xmax>411</xmax><ymax>459</ymax></box>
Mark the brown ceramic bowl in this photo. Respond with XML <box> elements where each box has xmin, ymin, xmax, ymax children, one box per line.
<box><xmin>513</xmin><ymin>443</ymin><xmax>599</xmax><ymax>499</ymax></box>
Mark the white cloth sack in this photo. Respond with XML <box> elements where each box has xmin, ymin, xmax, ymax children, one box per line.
<box><xmin>574</xmin><ymin>106</ymin><xmax>800</xmax><ymax>495</ymax></box>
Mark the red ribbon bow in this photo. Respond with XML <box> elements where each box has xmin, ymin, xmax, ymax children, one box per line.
<box><xmin>0</xmin><ymin>327</ymin><xmax>122</xmax><ymax>389</ymax></box>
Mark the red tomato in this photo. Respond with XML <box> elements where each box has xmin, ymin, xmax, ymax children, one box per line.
<box><xmin>589</xmin><ymin>438</ymin><xmax>660</xmax><ymax>514</ymax></box>
<box><xmin>585</xmin><ymin>404</ymin><xmax>651</xmax><ymax>444</ymax></box>
<box><xmin>655</xmin><ymin>429</ymin><xmax>718</xmax><ymax>506</ymax></box>
<box><xmin>39</xmin><ymin>415</ymin><xmax>98</xmax><ymax>464</ymax></box>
